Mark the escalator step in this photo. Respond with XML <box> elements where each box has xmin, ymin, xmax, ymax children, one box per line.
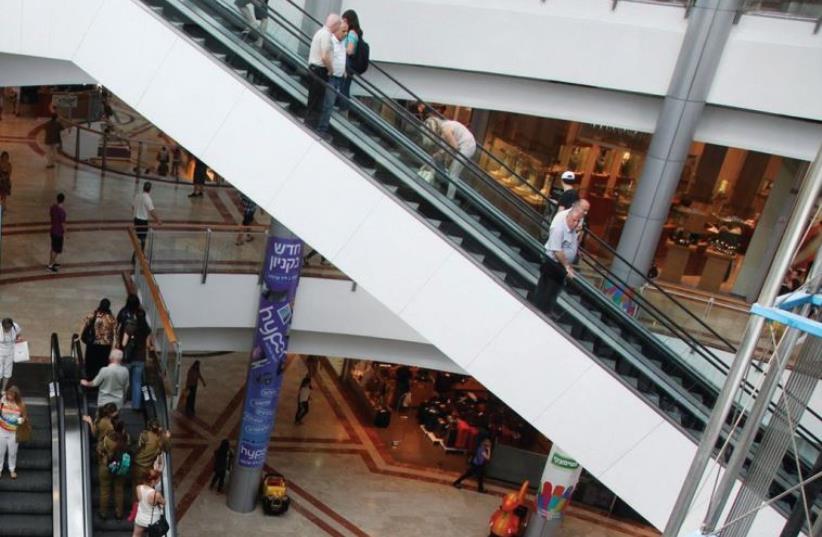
<box><xmin>512</xmin><ymin>287</ymin><xmax>528</xmax><ymax>298</ymax></box>
<box><xmin>468</xmin><ymin>252</ymin><xmax>485</xmax><ymax>264</ymax></box>
<box><xmin>15</xmin><ymin>449</ymin><xmax>51</xmax><ymax>471</ymax></box>
<box><xmin>0</xmin><ymin>470</ymin><xmax>51</xmax><ymax>493</ymax></box>
<box><xmin>404</xmin><ymin>201</ymin><xmax>420</xmax><ymax>211</ymax></box>
<box><xmin>0</xmin><ymin>491</ymin><xmax>51</xmax><ymax>514</ymax></box>
<box><xmin>426</xmin><ymin>218</ymin><xmax>442</xmax><ymax>229</ymax></box>
<box><xmin>0</xmin><ymin>514</ymin><xmax>52</xmax><ymax>536</ymax></box>
<box><xmin>253</xmin><ymin>84</ymin><xmax>269</xmax><ymax>93</ymax></box>
<box><xmin>446</xmin><ymin>235</ymin><xmax>464</xmax><ymax>246</ymax></box>
<box><xmin>623</xmin><ymin>376</ymin><xmax>639</xmax><ymax>389</ymax></box>
<box><xmin>600</xmin><ymin>357</ymin><xmax>617</xmax><ymax>370</ymax></box>
<box><xmin>213</xmin><ymin>52</ymin><xmax>227</xmax><ymax>61</ymax></box>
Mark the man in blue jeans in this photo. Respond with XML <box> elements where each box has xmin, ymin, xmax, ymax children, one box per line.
<box><xmin>120</xmin><ymin>310</ymin><xmax>151</xmax><ymax>410</ymax></box>
<box><xmin>316</xmin><ymin>19</ymin><xmax>349</xmax><ymax>137</ymax></box>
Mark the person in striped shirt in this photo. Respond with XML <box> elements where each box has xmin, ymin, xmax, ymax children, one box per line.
<box><xmin>0</xmin><ymin>385</ymin><xmax>27</xmax><ymax>479</ymax></box>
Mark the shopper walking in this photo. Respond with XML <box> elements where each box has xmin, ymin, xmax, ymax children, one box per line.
<box><xmin>453</xmin><ymin>437</ymin><xmax>492</xmax><ymax>493</ymax></box>
<box><xmin>340</xmin><ymin>10</ymin><xmax>363</xmax><ymax>112</ymax></box>
<box><xmin>81</xmin><ymin>349</ymin><xmax>130</xmax><ymax>410</ymax></box>
<box><xmin>316</xmin><ymin>19</ymin><xmax>348</xmax><ymax>137</ymax></box>
<box><xmin>0</xmin><ymin>318</ymin><xmax>21</xmax><ymax>394</ymax></box>
<box><xmin>209</xmin><ymin>439</ymin><xmax>232</xmax><ymax>493</ymax></box>
<box><xmin>183</xmin><ymin>360</ymin><xmax>206</xmax><ymax>418</ymax></box>
<box><xmin>534</xmin><ymin>203</ymin><xmax>585</xmax><ymax>318</ymax></box>
<box><xmin>132</xmin><ymin>182</ymin><xmax>162</xmax><ymax>257</ymax></box>
<box><xmin>132</xmin><ymin>420</ymin><xmax>171</xmax><ymax>495</ymax></box>
<box><xmin>0</xmin><ymin>386</ymin><xmax>27</xmax><ymax>479</ymax></box>
<box><xmin>305</xmin><ymin>14</ymin><xmax>341</xmax><ymax>130</ymax></box>
<box><xmin>170</xmin><ymin>146</ymin><xmax>183</xmax><ymax>179</ymax></box>
<box><xmin>155</xmin><ymin>146</ymin><xmax>170</xmax><ymax>177</ymax></box>
<box><xmin>294</xmin><ymin>376</ymin><xmax>312</xmax><ymax>425</ymax></box>
<box><xmin>423</xmin><ymin>117</ymin><xmax>477</xmax><ymax>199</ymax></box>
<box><xmin>97</xmin><ymin>419</ymin><xmax>131</xmax><ymax>520</ymax></box>
<box><xmin>235</xmin><ymin>192</ymin><xmax>257</xmax><ymax>245</ymax></box>
<box><xmin>0</xmin><ymin>151</ymin><xmax>12</xmax><ymax>210</ymax></box>
<box><xmin>81</xmin><ymin>298</ymin><xmax>117</xmax><ymax>380</ymax></box>
<box><xmin>43</xmin><ymin>113</ymin><xmax>63</xmax><ymax>168</ymax></box>
<box><xmin>132</xmin><ymin>469</ymin><xmax>164</xmax><ymax>537</ymax></box>
<box><xmin>188</xmin><ymin>157</ymin><xmax>207</xmax><ymax>198</ymax></box>
<box><xmin>47</xmin><ymin>192</ymin><xmax>67</xmax><ymax>272</ymax></box>
<box><xmin>119</xmin><ymin>308</ymin><xmax>151</xmax><ymax>411</ymax></box>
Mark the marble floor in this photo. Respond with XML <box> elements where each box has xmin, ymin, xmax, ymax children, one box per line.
<box><xmin>172</xmin><ymin>353</ymin><xmax>660</xmax><ymax>537</ymax></box>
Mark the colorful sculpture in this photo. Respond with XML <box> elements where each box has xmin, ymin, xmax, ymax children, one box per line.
<box><xmin>489</xmin><ymin>480</ymin><xmax>532</xmax><ymax>537</ymax></box>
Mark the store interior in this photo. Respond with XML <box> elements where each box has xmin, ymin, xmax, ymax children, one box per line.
<box><xmin>378</xmin><ymin>100</ymin><xmax>813</xmax><ymax>303</ymax></box>
<box><xmin>328</xmin><ymin>357</ymin><xmax>650</xmax><ymax>526</ymax></box>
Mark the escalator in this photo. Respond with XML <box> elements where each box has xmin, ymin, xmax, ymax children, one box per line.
<box><xmin>71</xmin><ymin>336</ymin><xmax>177</xmax><ymax>537</ymax></box>
<box><xmin>0</xmin><ymin>360</ymin><xmax>55</xmax><ymax>537</ymax></box>
<box><xmin>52</xmin><ymin>0</ymin><xmax>816</xmax><ymax>530</ymax></box>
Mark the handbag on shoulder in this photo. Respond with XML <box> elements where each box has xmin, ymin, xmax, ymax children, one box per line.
<box><xmin>81</xmin><ymin>316</ymin><xmax>96</xmax><ymax>345</ymax></box>
<box><xmin>146</xmin><ymin>479</ymin><xmax>170</xmax><ymax>537</ymax></box>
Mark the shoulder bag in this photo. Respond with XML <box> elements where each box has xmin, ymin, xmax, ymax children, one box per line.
<box><xmin>146</xmin><ymin>479</ymin><xmax>170</xmax><ymax>537</ymax></box>
<box><xmin>81</xmin><ymin>315</ymin><xmax>96</xmax><ymax>345</ymax></box>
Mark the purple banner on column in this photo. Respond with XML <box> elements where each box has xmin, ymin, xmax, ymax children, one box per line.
<box><xmin>237</xmin><ymin>235</ymin><xmax>302</xmax><ymax>468</ymax></box>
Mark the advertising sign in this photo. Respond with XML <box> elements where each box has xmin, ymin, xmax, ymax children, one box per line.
<box><xmin>236</xmin><ymin>236</ymin><xmax>302</xmax><ymax>468</ymax></box>
<box><xmin>535</xmin><ymin>445</ymin><xmax>583</xmax><ymax>520</ymax></box>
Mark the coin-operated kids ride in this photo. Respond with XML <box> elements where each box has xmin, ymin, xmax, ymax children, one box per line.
<box><xmin>489</xmin><ymin>481</ymin><xmax>531</xmax><ymax>537</ymax></box>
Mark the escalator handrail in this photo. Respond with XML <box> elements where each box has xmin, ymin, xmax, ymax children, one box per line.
<box><xmin>177</xmin><ymin>0</ymin><xmax>822</xmax><ymax>448</ymax></box>
<box><xmin>274</xmin><ymin>0</ymin><xmax>552</xmax><ymax>204</ymax></box>
<box><xmin>71</xmin><ymin>334</ymin><xmax>94</xmax><ymax>537</ymax></box>
<box><xmin>237</xmin><ymin>0</ymin><xmax>741</xmax><ymax>361</ymax></box>
<box><xmin>50</xmin><ymin>333</ymin><xmax>68</xmax><ymax>537</ymax></box>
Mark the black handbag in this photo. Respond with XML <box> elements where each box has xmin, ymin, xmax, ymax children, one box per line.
<box><xmin>81</xmin><ymin>317</ymin><xmax>96</xmax><ymax>345</ymax></box>
<box><xmin>146</xmin><ymin>479</ymin><xmax>170</xmax><ymax>537</ymax></box>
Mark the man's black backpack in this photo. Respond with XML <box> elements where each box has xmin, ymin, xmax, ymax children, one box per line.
<box><xmin>348</xmin><ymin>37</ymin><xmax>370</xmax><ymax>75</ymax></box>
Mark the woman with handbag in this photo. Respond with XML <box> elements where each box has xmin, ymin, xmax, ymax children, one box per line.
<box><xmin>80</xmin><ymin>299</ymin><xmax>116</xmax><ymax>380</ymax></box>
<box><xmin>132</xmin><ymin>469</ymin><xmax>166</xmax><ymax>537</ymax></box>
<box><xmin>0</xmin><ymin>385</ymin><xmax>28</xmax><ymax>479</ymax></box>
<box><xmin>0</xmin><ymin>318</ymin><xmax>21</xmax><ymax>394</ymax></box>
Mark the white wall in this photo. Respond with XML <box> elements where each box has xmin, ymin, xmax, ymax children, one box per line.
<box><xmin>0</xmin><ymin>52</ymin><xmax>94</xmax><ymax>85</ymax></box>
<box><xmin>0</xmin><ymin>1</ymin><xmax>787</xmax><ymax>532</ymax></box>
<box><xmin>155</xmin><ymin>273</ymin><xmax>465</xmax><ymax>372</ymax></box>
<box><xmin>345</xmin><ymin>0</ymin><xmax>822</xmax><ymax>121</ymax></box>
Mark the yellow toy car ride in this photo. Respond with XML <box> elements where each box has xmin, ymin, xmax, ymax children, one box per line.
<box><xmin>260</xmin><ymin>473</ymin><xmax>291</xmax><ymax>516</ymax></box>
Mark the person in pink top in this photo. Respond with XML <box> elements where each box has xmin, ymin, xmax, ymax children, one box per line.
<box><xmin>47</xmin><ymin>192</ymin><xmax>67</xmax><ymax>272</ymax></box>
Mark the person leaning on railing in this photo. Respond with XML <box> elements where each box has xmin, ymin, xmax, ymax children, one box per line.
<box><xmin>533</xmin><ymin>202</ymin><xmax>586</xmax><ymax>319</ymax></box>
<box><xmin>132</xmin><ymin>419</ymin><xmax>171</xmax><ymax>499</ymax></box>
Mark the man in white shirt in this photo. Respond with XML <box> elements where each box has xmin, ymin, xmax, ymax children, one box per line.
<box><xmin>132</xmin><ymin>181</ymin><xmax>162</xmax><ymax>257</ymax></box>
<box><xmin>317</xmin><ymin>20</ymin><xmax>349</xmax><ymax>136</ymax></box>
<box><xmin>305</xmin><ymin>13</ymin><xmax>341</xmax><ymax>130</ymax></box>
<box><xmin>550</xmin><ymin>198</ymin><xmax>590</xmax><ymax>230</ymax></box>
<box><xmin>81</xmin><ymin>349</ymin><xmax>130</xmax><ymax>409</ymax></box>
<box><xmin>534</xmin><ymin>203</ymin><xmax>585</xmax><ymax>318</ymax></box>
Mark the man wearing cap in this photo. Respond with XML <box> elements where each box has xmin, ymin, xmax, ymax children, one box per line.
<box><xmin>556</xmin><ymin>170</ymin><xmax>579</xmax><ymax>212</ymax></box>
<box><xmin>534</xmin><ymin>203</ymin><xmax>585</xmax><ymax>318</ymax></box>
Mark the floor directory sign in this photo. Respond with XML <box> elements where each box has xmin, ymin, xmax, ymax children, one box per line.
<box><xmin>237</xmin><ymin>235</ymin><xmax>302</xmax><ymax>468</ymax></box>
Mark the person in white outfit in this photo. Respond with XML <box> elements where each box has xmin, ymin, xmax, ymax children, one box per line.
<box><xmin>132</xmin><ymin>469</ymin><xmax>165</xmax><ymax>536</ymax></box>
<box><xmin>424</xmin><ymin>117</ymin><xmax>477</xmax><ymax>199</ymax></box>
<box><xmin>234</xmin><ymin>0</ymin><xmax>269</xmax><ymax>46</ymax></box>
<box><xmin>0</xmin><ymin>318</ymin><xmax>21</xmax><ymax>393</ymax></box>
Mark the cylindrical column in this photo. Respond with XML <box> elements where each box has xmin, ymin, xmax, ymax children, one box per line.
<box><xmin>227</xmin><ymin>219</ymin><xmax>303</xmax><ymax>512</ymax></box>
<box><xmin>612</xmin><ymin>0</ymin><xmax>741</xmax><ymax>285</ymax></box>
<box><xmin>523</xmin><ymin>445</ymin><xmax>583</xmax><ymax>537</ymax></box>
<box><xmin>663</xmin><ymin>144</ymin><xmax>822</xmax><ymax>537</ymax></box>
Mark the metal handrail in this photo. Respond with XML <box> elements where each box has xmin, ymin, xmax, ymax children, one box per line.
<box><xmin>50</xmin><ymin>333</ymin><xmax>68</xmax><ymax>537</ymax></box>
<box><xmin>71</xmin><ymin>334</ymin><xmax>94</xmax><ymax>537</ymax></box>
<box><xmin>128</xmin><ymin>228</ymin><xmax>178</xmax><ymax>344</ymax></box>
<box><xmin>239</xmin><ymin>0</ymin><xmax>740</xmax><ymax>359</ymax></box>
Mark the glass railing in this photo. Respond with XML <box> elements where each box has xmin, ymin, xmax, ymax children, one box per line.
<box><xmin>742</xmin><ymin>0</ymin><xmax>822</xmax><ymax>21</ymax></box>
<box><xmin>128</xmin><ymin>228</ymin><xmax>184</xmax><ymax>408</ymax></box>
<box><xmin>146</xmin><ymin>0</ymin><xmax>819</xmax><ymax>510</ymax></box>
<box><xmin>58</xmin><ymin>113</ymin><xmax>228</xmax><ymax>186</ymax></box>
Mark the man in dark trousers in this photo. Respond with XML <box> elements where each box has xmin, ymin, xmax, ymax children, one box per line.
<box><xmin>305</xmin><ymin>14</ymin><xmax>341</xmax><ymax>130</ymax></box>
<box><xmin>453</xmin><ymin>438</ymin><xmax>492</xmax><ymax>493</ymax></box>
<box><xmin>534</xmin><ymin>203</ymin><xmax>585</xmax><ymax>318</ymax></box>
<box><xmin>47</xmin><ymin>193</ymin><xmax>66</xmax><ymax>272</ymax></box>
<box><xmin>43</xmin><ymin>113</ymin><xmax>63</xmax><ymax>168</ymax></box>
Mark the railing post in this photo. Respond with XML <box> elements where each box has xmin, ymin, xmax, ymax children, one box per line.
<box><xmin>101</xmin><ymin>129</ymin><xmax>108</xmax><ymax>176</ymax></box>
<box><xmin>136</xmin><ymin>142</ymin><xmax>143</xmax><ymax>183</ymax></box>
<box><xmin>74</xmin><ymin>127</ymin><xmax>80</xmax><ymax>169</ymax></box>
<box><xmin>201</xmin><ymin>228</ymin><xmax>212</xmax><ymax>284</ymax></box>
<box><xmin>147</xmin><ymin>229</ymin><xmax>155</xmax><ymax>267</ymax></box>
